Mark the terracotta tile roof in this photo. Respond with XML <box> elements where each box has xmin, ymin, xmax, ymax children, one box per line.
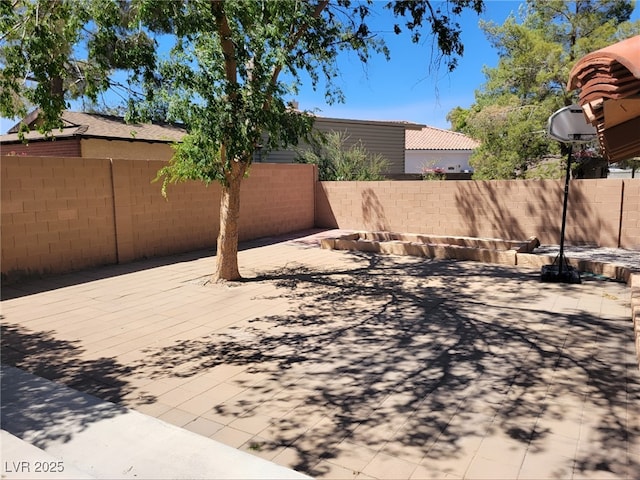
<box><xmin>405</xmin><ymin>126</ymin><xmax>479</xmax><ymax>150</ymax></box>
<box><xmin>567</xmin><ymin>35</ymin><xmax>640</xmax><ymax>162</ymax></box>
<box><xmin>3</xmin><ymin>110</ymin><xmax>185</xmax><ymax>143</ymax></box>
<box><xmin>568</xmin><ymin>35</ymin><xmax>640</xmax><ymax>93</ymax></box>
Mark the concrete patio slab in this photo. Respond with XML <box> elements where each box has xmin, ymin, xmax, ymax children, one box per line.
<box><xmin>1</xmin><ymin>430</ymin><xmax>93</xmax><ymax>479</ymax></box>
<box><xmin>2</xmin><ymin>229</ymin><xmax>639</xmax><ymax>479</ymax></box>
<box><xmin>1</xmin><ymin>366</ymin><xmax>310</xmax><ymax>479</ymax></box>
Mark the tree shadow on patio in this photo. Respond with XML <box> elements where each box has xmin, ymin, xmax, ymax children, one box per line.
<box><xmin>454</xmin><ymin>179</ymin><xmax>596</xmax><ymax>246</ymax></box>
<box><xmin>1</xmin><ymin>321</ymin><xmax>150</xmax><ymax>448</ymax></box>
<box><xmin>126</xmin><ymin>255</ymin><xmax>638</xmax><ymax>478</ymax></box>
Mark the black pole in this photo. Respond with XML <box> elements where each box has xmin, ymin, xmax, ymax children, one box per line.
<box><xmin>558</xmin><ymin>144</ymin><xmax>573</xmax><ymax>275</ymax></box>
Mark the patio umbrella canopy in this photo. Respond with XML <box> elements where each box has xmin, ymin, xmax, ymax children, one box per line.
<box><xmin>567</xmin><ymin>35</ymin><xmax>640</xmax><ymax>162</ymax></box>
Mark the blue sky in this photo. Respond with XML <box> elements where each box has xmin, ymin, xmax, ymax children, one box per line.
<box><xmin>292</xmin><ymin>0</ymin><xmax>524</xmax><ymax>128</ymax></box>
<box><xmin>303</xmin><ymin>0</ymin><xmax>639</xmax><ymax>128</ymax></box>
<box><xmin>1</xmin><ymin>1</ymin><xmax>638</xmax><ymax>133</ymax></box>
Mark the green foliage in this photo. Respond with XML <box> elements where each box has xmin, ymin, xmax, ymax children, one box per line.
<box><xmin>154</xmin><ymin>133</ymin><xmax>223</xmax><ymax>197</ymax></box>
<box><xmin>1</xmin><ymin>1</ymin><xmax>80</xmax><ymax>133</ymax></box>
<box><xmin>523</xmin><ymin>157</ymin><xmax>564</xmax><ymax>180</ymax></box>
<box><xmin>388</xmin><ymin>0</ymin><xmax>484</xmax><ymax>71</ymax></box>
<box><xmin>466</xmin><ymin>101</ymin><xmax>559</xmax><ymax>179</ymax></box>
<box><xmin>625</xmin><ymin>158</ymin><xmax>640</xmax><ymax>171</ymax></box>
<box><xmin>2</xmin><ymin>0</ymin><xmax>489</xmax><ymax>175</ymax></box>
<box><xmin>2</xmin><ymin>0</ymin><xmax>487</xmax><ymax>279</ymax></box>
<box><xmin>422</xmin><ymin>171</ymin><xmax>446</xmax><ymax>181</ymax></box>
<box><xmin>2</xmin><ymin>0</ymin><xmax>487</xmax><ymax>142</ymax></box>
<box><xmin>446</xmin><ymin>106</ymin><xmax>470</xmax><ymax>132</ymax></box>
<box><xmin>137</xmin><ymin>0</ymin><xmax>392</xmax><ymax>188</ymax></box>
<box><xmin>449</xmin><ymin>0</ymin><xmax>640</xmax><ymax>179</ymax></box>
<box><xmin>419</xmin><ymin>159</ymin><xmax>446</xmax><ymax>180</ymax></box>
<box><xmin>296</xmin><ymin>131</ymin><xmax>389</xmax><ymax>181</ymax></box>
<box><xmin>1</xmin><ymin>0</ymin><xmax>156</xmax><ymax>137</ymax></box>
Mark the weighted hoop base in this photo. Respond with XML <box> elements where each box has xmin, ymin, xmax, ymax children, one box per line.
<box><xmin>541</xmin><ymin>264</ymin><xmax>582</xmax><ymax>284</ymax></box>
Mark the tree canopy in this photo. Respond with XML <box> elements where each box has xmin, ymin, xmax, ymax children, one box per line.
<box><xmin>2</xmin><ymin>0</ymin><xmax>485</xmax><ymax>280</ymax></box>
<box><xmin>448</xmin><ymin>0</ymin><xmax>640</xmax><ymax>180</ymax></box>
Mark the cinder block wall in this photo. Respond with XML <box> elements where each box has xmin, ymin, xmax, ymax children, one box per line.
<box><xmin>316</xmin><ymin>179</ymin><xmax>639</xmax><ymax>249</ymax></box>
<box><xmin>1</xmin><ymin>157</ymin><xmax>317</xmax><ymax>281</ymax></box>
<box><xmin>111</xmin><ymin>161</ymin><xmax>317</xmax><ymax>263</ymax></box>
<box><xmin>239</xmin><ymin>163</ymin><xmax>317</xmax><ymax>240</ymax></box>
<box><xmin>2</xmin><ymin>155</ymin><xmax>637</xmax><ymax>283</ymax></box>
<box><xmin>1</xmin><ymin>157</ymin><xmax>118</xmax><ymax>278</ymax></box>
<box><xmin>621</xmin><ymin>180</ymin><xmax>640</xmax><ymax>250</ymax></box>
<box><xmin>111</xmin><ymin>159</ymin><xmax>220</xmax><ymax>263</ymax></box>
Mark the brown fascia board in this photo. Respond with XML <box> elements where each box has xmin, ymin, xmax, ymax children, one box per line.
<box><xmin>0</xmin><ymin>131</ymin><xmax>177</xmax><ymax>145</ymax></box>
<box><xmin>6</xmin><ymin>109</ymin><xmax>41</xmax><ymax>134</ymax></box>
<box><xmin>603</xmin><ymin>96</ymin><xmax>640</xmax><ymax>129</ymax></box>
<box><xmin>78</xmin><ymin>135</ymin><xmax>178</xmax><ymax>144</ymax></box>
<box><xmin>317</xmin><ymin>116</ymin><xmax>426</xmax><ymax>130</ymax></box>
<box><xmin>593</xmin><ymin>120</ymin><xmax>640</xmax><ymax>162</ymax></box>
<box><xmin>581</xmin><ymin>99</ymin><xmax>604</xmax><ymax>124</ymax></box>
<box><xmin>0</xmin><ymin>128</ymin><xmax>78</xmax><ymax>144</ymax></box>
<box><xmin>598</xmin><ymin>116</ymin><xmax>640</xmax><ymax>162</ymax></box>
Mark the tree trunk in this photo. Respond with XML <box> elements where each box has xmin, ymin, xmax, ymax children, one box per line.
<box><xmin>214</xmin><ymin>158</ymin><xmax>248</xmax><ymax>282</ymax></box>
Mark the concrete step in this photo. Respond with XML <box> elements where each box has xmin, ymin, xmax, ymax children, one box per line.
<box><xmin>1</xmin><ymin>365</ymin><xmax>310</xmax><ymax>479</ymax></box>
<box><xmin>2</xmin><ymin>430</ymin><xmax>94</xmax><ymax>479</ymax></box>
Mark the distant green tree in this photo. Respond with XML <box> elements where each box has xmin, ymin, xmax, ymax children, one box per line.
<box><xmin>448</xmin><ymin>0</ymin><xmax>640</xmax><ymax>180</ymax></box>
<box><xmin>296</xmin><ymin>131</ymin><xmax>389</xmax><ymax>181</ymax></box>
<box><xmin>523</xmin><ymin>156</ymin><xmax>564</xmax><ymax>180</ymax></box>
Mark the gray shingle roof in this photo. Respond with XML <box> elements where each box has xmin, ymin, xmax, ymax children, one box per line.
<box><xmin>2</xmin><ymin>110</ymin><xmax>185</xmax><ymax>143</ymax></box>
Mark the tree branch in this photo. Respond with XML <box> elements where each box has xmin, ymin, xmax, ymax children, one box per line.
<box><xmin>262</xmin><ymin>0</ymin><xmax>330</xmax><ymax>110</ymax></box>
<box><xmin>211</xmin><ymin>0</ymin><xmax>238</xmax><ymax>85</ymax></box>
<box><xmin>0</xmin><ymin>15</ymin><xmax>29</xmax><ymax>42</ymax></box>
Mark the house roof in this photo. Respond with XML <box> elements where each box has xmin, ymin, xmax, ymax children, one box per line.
<box><xmin>315</xmin><ymin>116</ymin><xmax>425</xmax><ymax>130</ymax></box>
<box><xmin>568</xmin><ymin>35</ymin><xmax>640</xmax><ymax>93</ymax></box>
<box><xmin>405</xmin><ymin>126</ymin><xmax>479</xmax><ymax>150</ymax></box>
<box><xmin>2</xmin><ymin>110</ymin><xmax>186</xmax><ymax>143</ymax></box>
<box><xmin>567</xmin><ymin>35</ymin><xmax>640</xmax><ymax>162</ymax></box>
<box><xmin>2</xmin><ymin>110</ymin><xmax>426</xmax><ymax>145</ymax></box>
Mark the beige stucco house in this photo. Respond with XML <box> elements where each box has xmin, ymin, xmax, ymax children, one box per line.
<box><xmin>0</xmin><ymin>110</ymin><xmax>183</xmax><ymax>160</ymax></box>
<box><xmin>1</xmin><ymin>110</ymin><xmax>423</xmax><ymax>177</ymax></box>
<box><xmin>264</xmin><ymin>117</ymin><xmax>424</xmax><ymax>177</ymax></box>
